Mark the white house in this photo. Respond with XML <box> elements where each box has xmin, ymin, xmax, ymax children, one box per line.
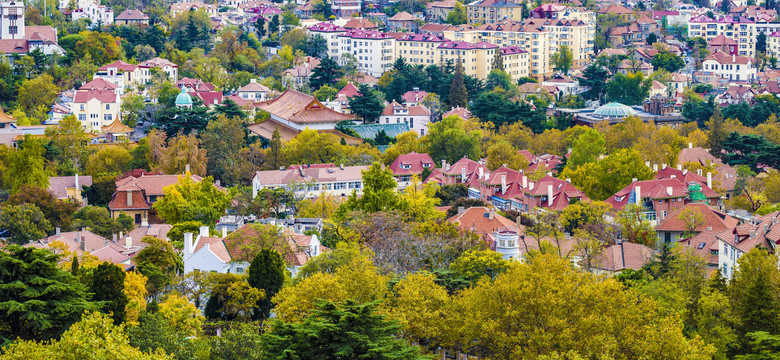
<box><xmin>715</xmin><ymin>211</ymin><xmax>780</xmax><ymax>279</ymax></box>
<box><xmin>252</xmin><ymin>163</ymin><xmax>371</xmax><ymax>199</ymax></box>
<box><xmin>236</xmin><ymin>79</ymin><xmax>271</xmax><ymax>102</ymax></box>
<box><xmin>93</xmin><ymin>58</ymin><xmax>179</xmax><ymax>93</ymax></box>
<box><xmin>308</xmin><ymin>22</ymin><xmax>346</xmax><ymax>59</ymax></box>
<box><xmin>378</xmin><ymin>101</ymin><xmax>431</xmax><ymax>137</ymax></box>
<box><xmin>71</xmin><ymin>0</ymin><xmax>114</xmax><ymax>25</ymax></box>
<box><xmin>337</xmin><ymin>29</ymin><xmax>395</xmax><ymax>78</ymax></box>
<box><xmin>702</xmin><ymin>50</ymin><xmax>756</xmax><ymax>83</ymax></box>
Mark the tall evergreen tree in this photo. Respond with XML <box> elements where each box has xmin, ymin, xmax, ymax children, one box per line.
<box><xmin>256</xmin><ymin>16</ymin><xmax>266</xmax><ymax>38</ymax></box>
<box><xmin>309</xmin><ymin>56</ymin><xmax>343</xmax><ymax>90</ymax></box>
<box><xmin>706</xmin><ymin>108</ymin><xmax>727</xmax><ymax>158</ymax></box>
<box><xmin>491</xmin><ymin>50</ymin><xmax>504</xmax><ymax>71</ymax></box>
<box><xmin>91</xmin><ymin>262</ymin><xmax>128</xmax><ymax>325</ymax></box>
<box><xmin>262</xmin><ymin>300</ymin><xmax>425</xmax><ymax>360</ymax></box>
<box><xmin>449</xmin><ymin>57</ymin><xmax>468</xmax><ymax>108</ymax></box>
<box><xmin>248</xmin><ymin>249</ymin><xmax>287</xmax><ymax>319</ymax></box>
<box><xmin>349</xmin><ymin>84</ymin><xmax>385</xmax><ymax>123</ymax></box>
<box><xmin>269</xmin><ymin>15</ymin><xmax>280</xmax><ymax>34</ymax></box>
<box><xmin>269</xmin><ymin>128</ymin><xmax>283</xmax><ymax>170</ymax></box>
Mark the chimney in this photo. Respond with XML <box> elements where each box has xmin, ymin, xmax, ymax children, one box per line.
<box><xmin>250</xmin><ymin>78</ymin><xmax>257</xmax><ymax>83</ymax></box>
<box><xmin>127</xmin><ymin>191</ymin><xmax>133</xmax><ymax>207</ymax></box>
<box><xmin>501</xmin><ymin>175</ymin><xmax>507</xmax><ymax>193</ymax></box>
<box><xmin>632</xmin><ymin>178</ymin><xmax>637</xmax><ymax>183</ymax></box>
<box><xmin>677</xmin><ymin>164</ymin><xmax>683</xmax><ymax>170</ymax></box>
<box><xmin>199</xmin><ymin>226</ymin><xmax>209</xmax><ymax>237</ymax></box>
<box><xmin>697</xmin><ymin>169</ymin><xmax>702</xmax><ymax>176</ymax></box>
<box><xmin>462</xmin><ymin>167</ymin><xmax>467</xmax><ymax>182</ymax></box>
<box><xmin>215</xmin><ymin>180</ymin><xmax>221</xmax><ymax>187</ymax></box>
<box><xmin>530</xmin><ymin>182</ymin><xmax>535</xmax><ymax>190</ymax></box>
<box><xmin>667</xmin><ymin>186</ymin><xmax>673</xmax><ymax>196</ymax></box>
<box><xmin>662</xmin><ymin>163</ymin><xmax>667</xmax><ymax>169</ymax></box>
<box><xmin>458</xmin><ymin>206</ymin><xmax>465</xmax><ymax>214</ymax></box>
<box><xmin>485</xmin><ymin>172</ymin><xmax>490</xmax><ymax>181</ymax></box>
<box><xmin>566</xmin><ymin>178</ymin><xmax>571</xmax><ymax>183</ymax></box>
<box><xmin>184</xmin><ymin>232</ymin><xmax>194</xmax><ymax>255</ymax></box>
<box><xmin>635</xmin><ymin>186</ymin><xmax>641</xmax><ymax>205</ymax></box>
<box><xmin>125</xmin><ymin>236</ymin><xmax>132</xmax><ymax>249</ymax></box>
<box><xmin>732</xmin><ymin>54</ymin><xmax>736</xmax><ymax>62</ymax></box>
<box><xmin>446</xmin><ymin>163</ymin><xmax>451</xmax><ymax>171</ymax></box>
<box><xmin>689</xmin><ymin>142</ymin><xmax>693</xmax><ymax>148</ymax></box>
<box><xmin>683</xmin><ymin>169</ymin><xmax>688</xmax><ymax>175</ymax></box>
<box><xmin>112</xmin><ymin>233</ymin><xmax>117</xmax><ymax>242</ymax></box>
<box><xmin>707</xmin><ymin>172</ymin><xmax>712</xmax><ymax>188</ymax></box>
<box><xmin>56</xmin><ymin>227</ymin><xmax>61</xmax><ymax>236</ymax></box>
<box><xmin>671</xmin><ymin>174</ymin><xmax>677</xmax><ymax>179</ymax></box>
<box><xmin>221</xmin><ymin>227</ymin><xmax>227</xmax><ymax>238</ymax></box>
<box><xmin>488</xmin><ymin>211</ymin><xmax>494</xmax><ymax>220</ymax></box>
<box><xmin>74</xmin><ymin>174</ymin><xmax>79</xmax><ymax>190</ymax></box>
<box><xmin>80</xmin><ymin>236</ymin><xmax>86</xmax><ymax>252</ymax></box>
<box><xmin>547</xmin><ymin>184</ymin><xmax>553</xmax><ymax>207</ymax></box>
<box><xmin>653</xmin><ymin>164</ymin><xmax>658</xmax><ymax>172</ymax></box>
<box><xmin>547</xmin><ymin>172</ymin><xmax>553</xmax><ymax>177</ymax></box>
<box><xmin>441</xmin><ymin>159</ymin><xmax>446</xmax><ymax>169</ymax></box>
<box><xmin>479</xmin><ymin>167</ymin><xmax>484</xmax><ymax>179</ymax></box>
<box><xmin>340</xmin><ymin>164</ymin><xmax>344</xmax><ymax>170</ymax></box>
<box><xmin>185</xmin><ymin>164</ymin><xmax>191</xmax><ymax>173</ymax></box>
<box><xmin>644</xmin><ymin>161</ymin><xmax>650</xmax><ymax>167</ymax></box>
<box><xmin>522</xmin><ymin>176</ymin><xmax>528</xmax><ymax>188</ymax></box>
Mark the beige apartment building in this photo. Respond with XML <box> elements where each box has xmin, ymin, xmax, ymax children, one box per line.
<box><xmin>395</xmin><ymin>33</ymin><xmax>448</xmax><ymax>66</ymax></box>
<box><xmin>524</xmin><ymin>18</ymin><xmax>594</xmax><ymax>68</ymax></box>
<box><xmin>466</xmin><ymin>0</ymin><xmax>524</xmax><ymax>24</ymax></box>
<box><xmin>688</xmin><ymin>15</ymin><xmax>757</xmax><ymax>57</ymax></box>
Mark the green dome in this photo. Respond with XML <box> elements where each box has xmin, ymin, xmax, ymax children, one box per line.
<box><xmin>175</xmin><ymin>87</ymin><xmax>192</xmax><ymax>106</ymax></box>
<box><xmin>593</xmin><ymin>102</ymin><xmax>636</xmax><ymax>118</ymax></box>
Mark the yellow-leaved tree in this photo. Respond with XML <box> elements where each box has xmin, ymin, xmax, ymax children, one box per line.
<box><xmin>124</xmin><ymin>271</ymin><xmax>149</xmax><ymax>326</ymax></box>
<box><xmin>158</xmin><ymin>294</ymin><xmax>205</xmax><ymax>337</ymax></box>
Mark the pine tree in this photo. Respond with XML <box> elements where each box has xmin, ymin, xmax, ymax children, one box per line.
<box><xmin>492</xmin><ymin>50</ymin><xmax>504</xmax><ymax>71</ymax></box>
<box><xmin>91</xmin><ymin>262</ymin><xmax>128</xmax><ymax>325</ymax></box>
<box><xmin>256</xmin><ymin>16</ymin><xmax>266</xmax><ymax>38</ymax></box>
<box><xmin>449</xmin><ymin>57</ymin><xmax>468</xmax><ymax>108</ymax></box>
<box><xmin>270</xmin><ymin>128</ymin><xmax>283</xmax><ymax>169</ymax></box>
<box><xmin>348</xmin><ymin>84</ymin><xmax>385</xmax><ymax>123</ymax></box>
<box><xmin>706</xmin><ymin>108</ymin><xmax>727</xmax><ymax>158</ymax></box>
<box><xmin>70</xmin><ymin>256</ymin><xmax>79</xmax><ymax>275</ymax></box>
<box><xmin>248</xmin><ymin>249</ymin><xmax>287</xmax><ymax>319</ymax></box>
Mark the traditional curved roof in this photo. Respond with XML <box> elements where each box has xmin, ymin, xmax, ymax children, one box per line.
<box><xmin>0</xmin><ymin>107</ymin><xmax>16</xmax><ymax>123</ymax></box>
<box><xmin>256</xmin><ymin>89</ymin><xmax>353</xmax><ymax>124</ymax></box>
<box><xmin>101</xmin><ymin>118</ymin><xmax>134</xmax><ymax>134</ymax></box>
<box><xmin>593</xmin><ymin>102</ymin><xmax>636</xmax><ymax>118</ymax></box>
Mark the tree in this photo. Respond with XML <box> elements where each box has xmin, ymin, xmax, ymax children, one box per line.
<box><xmin>74</xmin><ymin>31</ymin><xmax>123</xmax><ymax>65</ymax></box>
<box><xmin>720</xmin><ymin>0</ymin><xmax>730</xmax><ymax>13</ymax></box>
<box><xmin>255</xmin><ymin>15</ymin><xmax>266</xmax><ymax>37</ymax></box>
<box><xmin>757</xmin><ymin>31</ymin><xmax>768</xmax><ymax>54</ymax></box>
<box><xmin>263</xmin><ymin>300</ymin><xmax>426</xmax><ymax>360</ymax></box>
<box><xmin>91</xmin><ymin>262</ymin><xmax>128</xmax><ymax>325</ymax></box>
<box><xmin>471</xmin><ymin>90</ymin><xmax>520</xmax><ymax>127</ymax></box>
<box><xmin>127</xmin><ymin>311</ymin><xmax>206</xmax><ymax>359</ymax></box>
<box><xmin>449</xmin><ymin>57</ymin><xmax>468</xmax><ymax>108</ymax></box>
<box><xmin>491</xmin><ymin>50</ymin><xmax>504</xmax><ymax>72</ymax></box>
<box><xmin>486</xmin><ymin>140</ymin><xmax>528</xmax><ymax>171</ymax></box>
<box><xmin>578</xmin><ymin>64</ymin><xmax>609</xmax><ymax>101</ymax></box>
<box><xmin>652</xmin><ymin>52</ymin><xmax>686</xmax><ymax>73</ymax></box>
<box><xmin>313</xmin><ymin>84</ymin><xmax>338</xmax><ymax>101</ymax></box>
<box><xmin>397</xmin><ymin>177</ymin><xmax>443</xmax><ymax>221</ymax></box>
<box><xmin>45</xmin><ymin>115</ymin><xmax>92</xmax><ymax>170</ymax></box>
<box><xmin>551</xmin><ymin>44</ymin><xmax>574</xmax><ymax>74</ymax></box>
<box><xmin>135</xmin><ymin>237</ymin><xmax>183</xmax><ymax>297</ymax></box>
<box><xmin>248</xmin><ymin>249</ymin><xmax>286</xmax><ymax>319</ymax></box>
<box><xmin>567</xmin><ymin>128</ymin><xmax>605</xmax><ymax>168</ymax></box>
<box><xmin>446</xmin><ymin>1</ymin><xmax>467</xmax><ymax>24</ymax></box>
<box><xmin>706</xmin><ymin>108</ymin><xmax>728</xmax><ymax>157</ymax></box>
<box><xmin>305</xmin><ymin>34</ymin><xmax>328</xmax><ymax>58</ymax></box>
<box><xmin>4</xmin><ymin>136</ymin><xmax>49</xmax><ymax>193</ymax></box>
<box><xmin>1</xmin><ymin>312</ymin><xmax>172</xmax><ymax>360</ymax></box>
<box><xmin>449</xmin><ymin>249</ymin><xmax>510</xmax><ymax>283</ymax></box>
<box><xmin>158</xmin><ymin>294</ymin><xmax>205</xmax><ymax>337</ymax></box>
<box><xmin>209</xmin><ymin>322</ymin><xmax>265</xmax><ymax>360</ymax></box>
<box><xmin>340</xmin><ymin>162</ymin><xmax>399</xmax><ymax>214</ymax></box>
<box><xmin>384</xmin><ymin>272</ymin><xmax>451</xmax><ymax>349</ymax></box>
<box><xmin>349</xmin><ymin>83</ymin><xmax>385</xmax><ymax>123</ymax></box>
<box><xmin>606</xmin><ymin>72</ymin><xmax>652</xmax><ymax>105</ymax></box>
<box><xmin>423</xmin><ymin>115</ymin><xmax>481</xmax><ymax>164</ymax></box>
<box><xmin>84</xmin><ymin>146</ymin><xmax>132</xmax><ymax>177</ymax></box>
<box><xmin>204</xmin><ymin>273</ymin><xmax>264</xmax><ymax>322</ymax></box>
<box><xmin>561</xmin><ymin>148</ymin><xmax>655</xmax><ymax>201</ymax></box>
<box><xmin>0</xmin><ymin>246</ymin><xmax>98</xmax><ymax>341</ymax></box>
<box><xmin>148</xmin><ymin>130</ymin><xmax>208</xmax><ymax>176</ymax></box>
<box><xmin>124</xmin><ymin>271</ymin><xmax>148</xmax><ymax>326</ymax></box>
<box><xmin>730</xmin><ymin>249</ymin><xmax>780</xmax><ymax>344</ymax></box>
<box><xmin>170</xmin><ymin>9</ymin><xmax>212</xmax><ymax>52</ymax></box>
<box><xmin>202</xmin><ymin>114</ymin><xmax>250</xmax><ymax>186</ymax></box>
<box><xmin>222</xmin><ymin>223</ymin><xmax>290</xmax><ymax>263</ymax></box>
<box><xmin>722</xmin><ymin>133</ymin><xmax>780</xmax><ymax>172</ymax></box>
<box><xmin>81</xmin><ymin>175</ymin><xmax>117</xmax><ymax>207</ymax></box>
<box><xmin>683</xmin><ymin>93</ymin><xmax>716</xmax><ymax>127</ymax></box>
<box><xmin>677</xmin><ymin>206</ymin><xmax>706</xmax><ymax>238</ymax></box>
<box><xmin>269</xmin><ymin>14</ymin><xmax>280</xmax><ymax>34</ymax></box>
<box><xmin>152</xmin><ymin>174</ymin><xmax>232</xmax><ymax>225</ymax></box>
<box><xmin>0</xmin><ymin>204</ymin><xmax>52</xmax><ymax>244</ymax></box>
<box><xmin>6</xmin><ymin>185</ymin><xmax>79</xmax><ymax>229</ymax></box>
<box><xmin>71</xmin><ymin>206</ymin><xmax>134</xmax><ymax>238</ymax></box>
<box><xmin>309</xmin><ymin>56</ymin><xmax>343</xmax><ymax>90</ymax></box>
<box><xmin>646</xmin><ymin>32</ymin><xmax>658</xmax><ymax>45</ymax></box>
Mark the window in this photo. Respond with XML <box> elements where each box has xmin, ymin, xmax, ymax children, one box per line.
<box><xmin>104</xmin><ymin>114</ymin><xmax>112</xmax><ymax>121</ymax></box>
<box><xmin>348</xmin><ymin>181</ymin><xmax>362</xmax><ymax>189</ymax></box>
<box><xmin>9</xmin><ymin>26</ymin><xmax>18</xmax><ymax>35</ymax></box>
<box><xmin>78</xmin><ymin>114</ymin><xmax>86</xmax><ymax>121</ymax></box>
<box><xmin>236</xmin><ymin>267</ymin><xmax>244</xmax><ymax>273</ymax></box>
<box><xmin>80</xmin><ymin>104</ymin><xmax>85</xmax><ymax>111</ymax></box>
<box><xmin>334</xmin><ymin>182</ymin><xmax>347</xmax><ymax>190</ymax></box>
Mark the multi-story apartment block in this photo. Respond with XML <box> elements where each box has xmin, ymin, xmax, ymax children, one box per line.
<box><xmin>395</xmin><ymin>33</ymin><xmax>448</xmax><ymax>66</ymax></box>
<box><xmin>501</xmin><ymin>45</ymin><xmax>530</xmax><ymax>79</ymax></box>
<box><xmin>466</xmin><ymin>0</ymin><xmax>524</xmax><ymax>24</ymax></box>
<box><xmin>438</xmin><ymin>41</ymin><xmax>499</xmax><ymax>79</ymax></box>
<box><xmin>529</xmin><ymin>3</ymin><xmax>596</xmax><ymax>25</ymax></box>
<box><xmin>523</xmin><ymin>18</ymin><xmax>594</xmax><ymax>68</ymax></box>
<box><xmin>332</xmin><ymin>0</ymin><xmax>360</xmax><ymax>17</ymax></box>
<box><xmin>336</xmin><ymin>29</ymin><xmax>395</xmax><ymax>78</ymax></box>
<box><xmin>688</xmin><ymin>15</ymin><xmax>756</xmax><ymax>57</ymax></box>
<box><xmin>309</xmin><ymin>22</ymin><xmax>346</xmax><ymax>59</ymax></box>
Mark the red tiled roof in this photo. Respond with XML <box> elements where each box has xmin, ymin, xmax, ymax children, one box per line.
<box><xmin>656</xmin><ymin>203</ymin><xmax>739</xmax><ymax>232</ymax></box>
<box><xmin>704</xmin><ymin>50</ymin><xmax>754</xmax><ymax>65</ymax></box>
<box><xmin>108</xmin><ymin>189</ymin><xmax>152</xmax><ymax>211</ymax></box>
<box><xmin>389</xmin><ymin>152</ymin><xmax>434</xmax><ymax>176</ymax></box>
<box><xmin>74</xmin><ymin>90</ymin><xmax>117</xmax><ymax>104</ymax></box>
<box><xmin>116</xmin><ymin>9</ymin><xmax>149</xmax><ymax>20</ymax></box>
<box><xmin>447</xmin><ymin>206</ymin><xmax>521</xmax><ymax>240</ymax></box>
<box><xmin>338</xmin><ymin>82</ymin><xmax>361</xmax><ymax>98</ymax></box>
<box><xmin>442</xmin><ymin>106</ymin><xmax>471</xmax><ymax>120</ymax></box>
<box><xmin>98</xmin><ymin>60</ymin><xmax>139</xmax><ymax>72</ymax></box>
<box><xmin>194</xmin><ymin>91</ymin><xmax>223</xmax><ymax>106</ymax></box>
<box><xmin>343</xmin><ymin>18</ymin><xmax>379</xmax><ymax>29</ymax></box>
<box><xmin>257</xmin><ymin>89</ymin><xmax>354</xmax><ymax>124</ymax></box>
<box><xmin>0</xmin><ymin>40</ymin><xmax>29</xmax><ymax>53</ymax></box>
<box><xmin>592</xmin><ymin>242</ymin><xmax>654</xmax><ymax>271</ymax></box>
<box><xmin>79</xmin><ymin>78</ymin><xmax>118</xmax><ymax>91</ymax></box>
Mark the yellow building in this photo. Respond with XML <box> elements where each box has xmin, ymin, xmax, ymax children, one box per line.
<box><xmin>688</xmin><ymin>15</ymin><xmax>757</xmax><ymax>57</ymax></box>
<box><xmin>435</xmin><ymin>41</ymin><xmax>529</xmax><ymax>81</ymax></box>
<box><xmin>467</xmin><ymin>0</ymin><xmax>524</xmax><ymax>24</ymax></box>
<box><xmin>523</xmin><ymin>18</ymin><xmax>594</xmax><ymax>68</ymax></box>
<box><xmin>395</xmin><ymin>34</ymin><xmax>448</xmax><ymax>66</ymax></box>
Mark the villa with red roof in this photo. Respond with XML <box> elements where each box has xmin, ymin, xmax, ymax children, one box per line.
<box><xmin>93</xmin><ymin>57</ymin><xmax>179</xmax><ymax>93</ymax></box>
<box><xmin>282</xmin><ymin>57</ymin><xmax>320</xmax><ymax>90</ymax></box>
<box><xmin>379</xmin><ymin>101</ymin><xmax>432</xmax><ymax>137</ymax></box>
<box><xmin>389</xmin><ymin>152</ymin><xmax>435</xmax><ymax>189</ymax></box>
<box><xmin>702</xmin><ymin>50</ymin><xmax>756</xmax><ymax>83</ymax></box>
<box><xmin>0</xmin><ymin>4</ymin><xmax>65</xmax><ymax>57</ymax></box>
<box><xmin>72</xmin><ymin>88</ymin><xmax>120</xmax><ymax>132</ymax></box>
<box><xmin>605</xmin><ymin>177</ymin><xmax>721</xmax><ymax>222</ymax></box>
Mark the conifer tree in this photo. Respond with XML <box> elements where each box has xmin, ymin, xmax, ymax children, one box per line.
<box><xmin>449</xmin><ymin>57</ymin><xmax>468</xmax><ymax>108</ymax></box>
<box><xmin>492</xmin><ymin>50</ymin><xmax>504</xmax><ymax>71</ymax></box>
<box><xmin>248</xmin><ymin>249</ymin><xmax>286</xmax><ymax>319</ymax></box>
<box><xmin>91</xmin><ymin>262</ymin><xmax>128</xmax><ymax>325</ymax></box>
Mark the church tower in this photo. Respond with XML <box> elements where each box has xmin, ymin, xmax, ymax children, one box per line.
<box><xmin>0</xmin><ymin>0</ymin><xmax>25</xmax><ymax>40</ymax></box>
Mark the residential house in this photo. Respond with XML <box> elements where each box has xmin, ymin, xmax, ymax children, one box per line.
<box><xmin>342</xmin><ymin>18</ymin><xmax>379</xmax><ymax>30</ymax></box>
<box><xmin>387</xmin><ymin>11</ymin><xmax>418</xmax><ymax>31</ymax></box>
<box><xmin>389</xmin><ymin>152</ymin><xmax>434</xmax><ymax>189</ymax></box>
<box><xmin>170</xmin><ymin>2</ymin><xmax>218</xmax><ymax>17</ymax></box>
<box><xmin>282</xmin><ymin>57</ymin><xmax>320</xmax><ymax>90</ymax></box>
<box><xmin>395</xmin><ymin>33</ymin><xmax>447</xmax><ymax>67</ymax></box>
<box><xmin>708</xmin><ymin>34</ymin><xmax>739</xmax><ymax>55</ymax></box>
<box><xmin>656</xmin><ymin>203</ymin><xmax>739</xmax><ymax>244</ymax></box>
<box><xmin>447</xmin><ymin>206</ymin><xmax>523</xmax><ymax>259</ymax></box>
<box><xmin>235</xmin><ymin>79</ymin><xmax>272</xmax><ymax>102</ymax></box>
<box><xmin>70</xmin><ymin>0</ymin><xmax>114</xmax><ymax>25</ymax></box>
<box><xmin>591</xmin><ymin>242</ymin><xmax>655</xmax><ymax>275</ymax></box>
<box><xmin>115</xmin><ymin>9</ymin><xmax>149</xmax><ymax>26</ymax></box>
<box><xmin>717</xmin><ymin>84</ymin><xmax>756</xmax><ymax>104</ymax></box>
<box><xmin>251</xmin><ymin>163</ymin><xmax>371</xmax><ymax>199</ymax></box>
<box><xmin>332</xmin><ymin>0</ymin><xmax>360</xmax><ymax>17</ymax></box>
<box><xmin>426</xmin><ymin>0</ymin><xmax>456</xmax><ymax>22</ymax></box>
<box><xmin>48</xmin><ymin>175</ymin><xmax>92</xmax><ymax>202</ymax></box>
<box><xmin>676</xmin><ymin>145</ymin><xmax>738</xmax><ymax>198</ymax></box>
<box><xmin>715</xmin><ymin>211</ymin><xmax>780</xmax><ymax>279</ymax></box>
<box><xmin>650</xmin><ymin>80</ymin><xmax>668</xmax><ymax>97</ymax></box>
<box><xmin>334</xmin><ymin>82</ymin><xmax>360</xmax><ymax>113</ymax></box>
<box><xmin>139</xmin><ymin>57</ymin><xmax>179</xmax><ymax>83</ymax></box>
<box><xmin>442</xmin><ymin>106</ymin><xmax>472</xmax><ymax>120</ymax></box>
<box><xmin>401</xmin><ymin>88</ymin><xmax>428</xmax><ymax>105</ymax></box>
<box><xmin>617</xmin><ymin>59</ymin><xmax>653</xmax><ymax>76</ymax></box>
<box><xmin>530</xmin><ymin>3</ymin><xmax>596</xmax><ymax>25</ymax></box>
<box><xmin>605</xmin><ymin>176</ymin><xmax>721</xmax><ymax>222</ymax></box>
<box><xmin>0</xmin><ymin>3</ymin><xmax>64</xmax><ymax>58</ymax></box>
<box><xmin>309</xmin><ymin>22</ymin><xmax>347</xmax><ymax>59</ymax></box>
<box><xmin>476</xmin><ymin>167</ymin><xmax>589</xmax><ymax>212</ymax></box>
<box><xmin>72</xmin><ymin>89</ymin><xmax>120</xmax><ymax>132</ymax></box>
<box><xmin>379</xmin><ymin>101</ymin><xmax>431</xmax><ymax>136</ymax></box>
<box><xmin>609</xmin><ymin>24</ymin><xmax>642</xmax><ymax>45</ymax></box>
<box><xmin>636</xmin><ymin>14</ymin><xmax>657</xmax><ymax>35</ymax></box>
<box><xmin>336</xmin><ymin>29</ymin><xmax>395</xmax><ymax>77</ymax></box>
<box><xmin>597</xmin><ymin>4</ymin><xmax>635</xmax><ymax>22</ymax></box>
<box><xmin>466</xmin><ymin>0</ymin><xmax>524</xmax><ymax>24</ymax></box>
<box><xmin>702</xmin><ymin>50</ymin><xmax>756</xmax><ymax>83</ymax></box>
<box><xmin>688</xmin><ymin>15</ymin><xmax>756</xmax><ymax>57</ymax></box>
<box><xmin>425</xmin><ymin>157</ymin><xmax>489</xmax><ymax>191</ymax></box>
<box><xmin>669</xmin><ymin>73</ymin><xmax>691</xmax><ymax>96</ymax></box>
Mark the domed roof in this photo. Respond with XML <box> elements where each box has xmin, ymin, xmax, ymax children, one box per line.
<box><xmin>593</xmin><ymin>102</ymin><xmax>636</xmax><ymax>118</ymax></box>
<box><xmin>175</xmin><ymin>87</ymin><xmax>192</xmax><ymax>106</ymax></box>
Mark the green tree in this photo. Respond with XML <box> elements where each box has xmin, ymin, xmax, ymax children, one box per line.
<box><xmin>567</xmin><ymin>128</ymin><xmax>605</xmax><ymax>168</ymax></box>
<box><xmin>91</xmin><ymin>262</ymin><xmax>128</xmax><ymax>325</ymax></box>
<box><xmin>652</xmin><ymin>52</ymin><xmax>686</xmax><ymax>72</ymax></box>
<box><xmin>551</xmin><ymin>44</ymin><xmax>574</xmax><ymax>74</ymax></box>
<box><xmin>166</xmin><ymin>221</ymin><xmax>205</xmax><ymax>249</ymax></box>
<box><xmin>646</xmin><ymin>33</ymin><xmax>658</xmax><ymax>45</ymax></box>
<box><xmin>0</xmin><ymin>246</ymin><xmax>98</xmax><ymax>341</ymax></box>
<box><xmin>423</xmin><ymin>114</ymin><xmax>481</xmax><ymax>164</ymax></box>
<box><xmin>262</xmin><ymin>300</ymin><xmax>425</xmax><ymax>360</ymax></box>
<box><xmin>74</xmin><ymin>31</ymin><xmax>123</xmax><ymax>66</ymax></box>
<box><xmin>730</xmin><ymin>249</ymin><xmax>780</xmax><ymax>345</ymax></box>
<box><xmin>309</xmin><ymin>56</ymin><xmax>343</xmax><ymax>90</ymax></box>
<box><xmin>486</xmin><ymin>140</ymin><xmax>528</xmax><ymax>171</ymax></box>
<box><xmin>202</xmin><ymin>114</ymin><xmax>250</xmax><ymax>187</ymax></box>
<box><xmin>248</xmin><ymin>249</ymin><xmax>286</xmax><ymax>319</ymax></box>
<box><xmin>682</xmin><ymin>93</ymin><xmax>716</xmax><ymax>127</ymax></box>
<box><xmin>757</xmin><ymin>32</ymin><xmax>768</xmax><ymax>54</ymax></box>
<box><xmin>313</xmin><ymin>84</ymin><xmax>338</xmax><ymax>101</ymax></box>
<box><xmin>349</xmin><ymin>83</ymin><xmax>385</xmax><ymax>123</ymax></box>
<box><xmin>491</xmin><ymin>50</ymin><xmax>504</xmax><ymax>71</ymax></box>
<box><xmin>84</xmin><ymin>146</ymin><xmax>132</xmax><ymax>177</ymax></box>
<box><xmin>0</xmin><ymin>203</ymin><xmax>52</xmax><ymax>244</ymax></box>
<box><xmin>81</xmin><ymin>175</ymin><xmax>118</xmax><ymax>207</ymax></box>
<box><xmin>578</xmin><ymin>64</ymin><xmax>609</xmax><ymax>101</ymax></box>
<box><xmin>71</xmin><ymin>206</ymin><xmax>134</xmax><ymax>238</ymax></box>
<box><xmin>45</xmin><ymin>114</ymin><xmax>92</xmax><ymax>170</ymax></box>
<box><xmin>269</xmin><ymin>15</ymin><xmax>280</xmax><ymax>34</ymax></box>
<box><xmin>152</xmin><ymin>174</ymin><xmax>232</xmax><ymax>225</ymax></box>
<box><xmin>127</xmin><ymin>311</ymin><xmax>206</xmax><ymax>360</ymax></box>
<box><xmin>561</xmin><ymin>148</ymin><xmax>655</xmax><ymax>201</ymax></box>
<box><xmin>255</xmin><ymin>16</ymin><xmax>266</xmax><ymax>37</ymax></box>
<box><xmin>446</xmin><ymin>1</ymin><xmax>467</xmax><ymax>24</ymax></box>
<box><xmin>171</xmin><ymin>9</ymin><xmax>212</xmax><ymax>52</ymax></box>
<box><xmin>340</xmin><ymin>162</ymin><xmax>399</xmax><ymax>214</ymax></box>
<box><xmin>6</xmin><ymin>185</ymin><xmax>79</xmax><ymax>229</ymax></box>
<box><xmin>606</xmin><ymin>72</ymin><xmax>652</xmax><ymax>105</ymax></box>
<box><xmin>449</xmin><ymin>57</ymin><xmax>468</xmax><ymax>108</ymax></box>
<box><xmin>4</xmin><ymin>136</ymin><xmax>49</xmax><ymax>193</ymax></box>
<box><xmin>135</xmin><ymin>237</ymin><xmax>183</xmax><ymax>297</ymax></box>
